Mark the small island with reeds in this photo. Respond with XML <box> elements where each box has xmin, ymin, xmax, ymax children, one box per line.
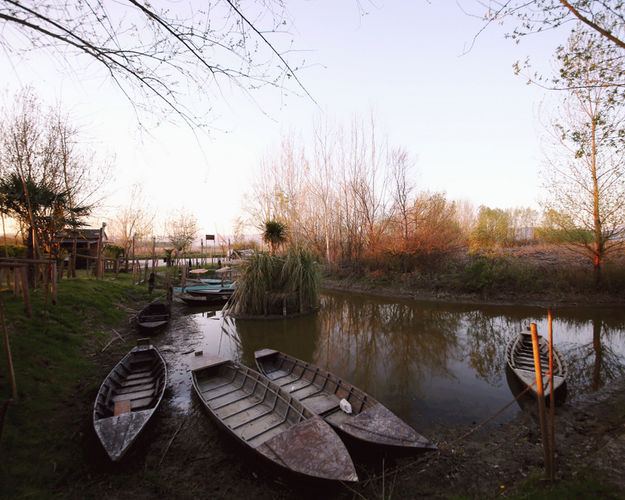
<box><xmin>225</xmin><ymin>245</ymin><xmax>320</xmax><ymax>319</ymax></box>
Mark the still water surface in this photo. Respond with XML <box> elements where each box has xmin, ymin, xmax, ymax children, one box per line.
<box><xmin>162</xmin><ymin>290</ymin><xmax>625</xmax><ymax>433</ymax></box>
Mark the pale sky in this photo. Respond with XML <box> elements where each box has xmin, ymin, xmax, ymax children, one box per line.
<box><xmin>0</xmin><ymin>1</ymin><xmax>566</xmax><ymax>239</ymax></box>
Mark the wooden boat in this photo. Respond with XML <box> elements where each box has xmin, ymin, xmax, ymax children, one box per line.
<box><xmin>174</xmin><ymin>283</ymin><xmax>235</xmax><ymax>294</ymax></box>
<box><xmin>187</xmin><ymin>286</ymin><xmax>234</xmax><ymax>298</ymax></box>
<box><xmin>190</xmin><ymin>352</ymin><xmax>358</xmax><ymax>482</ymax></box>
<box><xmin>179</xmin><ymin>291</ymin><xmax>230</xmax><ymax>306</ymax></box>
<box><xmin>136</xmin><ymin>302</ymin><xmax>171</xmax><ymax>332</ymax></box>
<box><xmin>505</xmin><ymin>331</ymin><xmax>568</xmax><ymax>397</ymax></box>
<box><xmin>93</xmin><ymin>339</ymin><xmax>167</xmax><ymax>461</ymax></box>
<box><xmin>254</xmin><ymin>349</ymin><xmax>435</xmax><ymax>451</ymax></box>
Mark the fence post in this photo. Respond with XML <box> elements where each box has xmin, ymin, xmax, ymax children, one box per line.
<box><xmin>51</xmin><ymin>262</ymin><xmax>57</xmax><ymax>305</ymax></box>
<box><xmin>20</xmin><ymin>267</ymin><xmax>32</xmax><ymax>317</ymax></box>
<box><xmin>0</xmin><ymin>294</ymin><xmax>17</xmax><ymax>399</ymax></box>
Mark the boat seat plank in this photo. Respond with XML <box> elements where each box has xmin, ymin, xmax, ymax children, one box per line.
<box><xmin>302</xmin><ymin>393</ymin><xmax>340</xmax><ymax>415</ymax></box>
<box><xmin>324</xmin><ymin>408</ymin><xmax>351</xmax><ymax>426</ymax></box>
<box><xmin>219</xmin><ymin>404</ymin><xmax>269</xmax><ymax>427</ymax></box>
<box><xmin>121</xmin><ymin>376</ymin><xmax>155</xmax><ymax>388</ymax></box>
<box><xmin>126</xmin><ymin>370</ymin><xmax>153</xmax><ymax>380</ymax></box>
<box><xmin>114</xmin><ymin>400</ymin><xmax>132</xmax><ymax>416</ymax></box>
<box><xmin>264</xmin><ymin>368</ymin><xmax>294</xmax><ymax>381</ymax></box>
<box><xmin>112</xmin><ymin>388</ymin><xmax>155</xmax><ymax>403</ymax></box>
<box><xmin>196</xmin><ymin>376</ymin><xmax>236</xmax><ymax>394</ymax></box>
<box><xmin>272</xmin><ymin>372</ymin><xmax>305</xmax><ymax>387</ymax></box>
<box><xmin>131</xmin><ymin>396</ymin><xmax>156</xmax><ymax>410</ymax></box>
<box><xmin>117</xmin><ymin>382</ymin><xmax>155</xmax><ymax>395</ymax></box>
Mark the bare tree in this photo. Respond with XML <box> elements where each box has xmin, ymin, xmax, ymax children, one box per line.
<box><xmin>0</xmin><ymin>89</ymin><xmax>101</xmax><ymax>267</ymax></box>
<box><xmin>0</xmin><ymin>1</ymin><xmax>311</xmax><ymax>126</ymax></box>
<box><xmin>453</xmin><ymin>198</ymin><xmax>477</xmax><ymax>241</ymax></box>
<box><xmin>542</xmin><ymin>28</ymin><xmax>625</xmax><ymax>282</ymax></box>
<box><xmin>389</xmin><ymin>147</ymin><xmax>416</xmax><ymax>243</ymax></box>
<box><xmin>543</xmin><ymin>35</ymin><xmax>625</xmax><ymax>283</ymax></box>
<box><xmin>107</xmin><ymin>184</ymin><xmax>154</xmax><ymax>266</ymax></box>
<box><xmin>165</xmin><ymin>209</ymin><xmax>198</xmax><ymax>258</ymax></box>
<box><xmin>479</xmin><ymin>1</ymin><xmax>625</xmax><ymax>51</ymax></box>
<box><xmin>310</xmin><ymin>117</ymin><xmax>337</xmax><ymax>264</ymax></box>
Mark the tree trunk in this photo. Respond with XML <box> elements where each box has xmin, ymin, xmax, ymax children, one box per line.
<box><xmin>593</xmin><ymin>253</ymin><xmax>602</xmax><ymax>286</ymax></box>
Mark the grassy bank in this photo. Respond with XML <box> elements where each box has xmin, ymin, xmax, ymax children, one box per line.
<box><xmin>325</xmin><ymin>249</ymin><xmax>625</xmax><ymax>304</ymax></box>
<box><xmin>0</xmin><ymin>273</ymin><xmax>153</xmax><ymax>497</ymax></box>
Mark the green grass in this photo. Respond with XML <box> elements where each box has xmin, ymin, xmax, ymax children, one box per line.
<box><xmin>0</xmin><ymin>272</ymin><xmax>152</xmax><ymax>497</ymax></box>
<box><xmin>508</xmin><ymin>468</ymin><xmax>622</xmax><ymax>499</ymax></box>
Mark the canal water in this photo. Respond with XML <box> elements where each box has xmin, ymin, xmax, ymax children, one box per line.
<box><xmin>159</xmin><ymin>290</ymin><xmax>625</xmax><ymax>434</ymax></box>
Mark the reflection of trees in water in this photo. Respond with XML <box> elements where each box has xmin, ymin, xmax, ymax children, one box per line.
<box><xmin>230</xmin><ymin>313</ymin><xmax>322</xmax><ymax>368</ymax></box>
<box><xmin>219</xmin><ymin>316</ymin><xmax>243</xmax><ymax>361</ymax></box>
<box><xmin>314</xmin><ymin>294</ymin><xmax>464</xmax><ymax>405</ymax></box>
<box><xmin>222</xmin><ymin>293</ymin><xmax>625</xmax><ymax>409</ymax></box>
<box><xmin>564</xmin><ymin>316</ymin><xmax>625</xmax><ymax>398</ymax></box>
<box><xmin>463</xmin><ymin>312</ymin><xmax>533</xmax><ymax>386</ymax></box>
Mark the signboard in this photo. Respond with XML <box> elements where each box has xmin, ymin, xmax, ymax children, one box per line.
<box><xmin>205</xmin><ymin>234</ymin><xmax>215</xmax><ymax>241</ymax></box>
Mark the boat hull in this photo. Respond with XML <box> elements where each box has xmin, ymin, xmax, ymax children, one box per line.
<box><xmin>254</xmin><ymin>349</ymin><xmax>435</xmax><ymax>451</ymax></box>
<box><xmin>93</xmin><ymin>340</ymin><xmax>167</xmax><ymax>461</ymax></box>
<box><xmin>505</xmin><ymin>332</ymin><xmax>567</xmax><ymax>398</ymax></box>
<box><xmin>136</xmin><ymin>303</ymin><xmax>170</xmax><ymax>333</ymax></box>
<box><xmin>190</xmin><ymin>352</ymin><xmax>358</xmax><ymax>482</ymax></box>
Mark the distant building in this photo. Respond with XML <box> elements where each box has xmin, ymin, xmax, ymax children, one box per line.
<box><xmin>54</xmin><ymin>228</ymin><xmax>108</xmax><ymax>268</ymax></box>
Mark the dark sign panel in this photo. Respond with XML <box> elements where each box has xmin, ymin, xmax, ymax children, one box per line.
<box><xmin>205</xmin><ymin>234</ymin><xmax>215</xmax><ymax>241</ymax></box>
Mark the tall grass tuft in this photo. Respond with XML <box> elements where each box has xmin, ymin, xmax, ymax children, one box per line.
<box><xmin>226</xmin><ymin>248</ymin><xmax>319</xmax><ymax>317</ymax></box>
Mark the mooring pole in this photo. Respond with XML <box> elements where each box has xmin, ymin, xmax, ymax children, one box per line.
<box><xmin>548</xmin><ymin>310</ymin><xmax>555</xmax><ymax>480</ymax></box>
<box><xmin>530</xmin><ymin>323</ymin><xmax>552</xmax><ymax>480</ymax></box>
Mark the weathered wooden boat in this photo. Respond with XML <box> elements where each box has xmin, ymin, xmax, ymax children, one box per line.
<box><xmin>254</xmin><ymin>349</ymin><xmax>435</xmax><ymax>451</ymax></box>
<box><xmin>136</xmin><ymin>302</ymin><xmax>171</xmax><ymax>332</ymax></box>
<box><xmin>93</xmin><ymin>339</ymin><xmax>167</xmax><ymax>461</ymax></box>
<box><xmin>505</xmin><ymin>331</ymin><xmax>568</xmax><ymax>398</ymax></box>
<box><xmin>187</xmin><ymin>286</ymin><xmax>234</xmax><ymax>298</ymax></box>
<box><xmin>174</xmin><ymin>283</ymin><xmax>235</xmax><ymax>294</ymax></box>
<box><xmin>179</xmin><ymin>291</ymin><xmax>230</xmax><ymax>306</ymax></box>
<box><xmin>190</xmin><ymin>352</ymin><xmax>358</xmax><ymax>482</ymax></box>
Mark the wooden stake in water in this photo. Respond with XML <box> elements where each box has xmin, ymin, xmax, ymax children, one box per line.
<box><xmin>530</xmin><ymin>323</ymin><xmax>552</xmax><ymax>480</ymax></box>
<box><xmin>548</xmin><ymin>310</ymin><xmax>555</xmax><ymax>480</ymax></box>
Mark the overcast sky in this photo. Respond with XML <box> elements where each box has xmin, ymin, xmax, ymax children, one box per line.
<box><xmin>1</xmin><ymin>1</ymin><xmax>566</xmax><ymax>238</ymax></box>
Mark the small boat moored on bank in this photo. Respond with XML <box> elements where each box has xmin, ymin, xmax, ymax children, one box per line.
<box><xmin>93</xmin><ymin>339</ymin><xmax>167</xmax><ymax>461</ymax></box>
<box><xmin>136</xmin><ymin>302</ymin><xmax>171</xmax><ymax>332</ymax></box>
<box><xmin>190</xmin><ymin>352</ymin><xmax>358</xmax><ymax>482</ymax></box>
<box><xmin>505</xmin><ymin>331</ymin><xmax>568</xmax><ymax>398</ymax></box>
<box><xmin>254</xmin><ymin>349</ymin><xmax>435</xmax><ymax>451</ymax></box>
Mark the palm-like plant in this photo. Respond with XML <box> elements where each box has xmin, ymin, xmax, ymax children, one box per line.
<box><xmin>263</xmin><ymin>220</ymin><xmax>287</xmax><ymax>255</ymax></box>
<box><xmin>0</xmin><ymin>172</ymin><xmax>89</xmax><ymax>260</ymax></box>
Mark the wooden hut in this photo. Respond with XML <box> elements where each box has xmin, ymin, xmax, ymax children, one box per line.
<box><xmin>54</xmin><ymin>228</ymin><xmax>108</xmax><ymax>269</ymax></box>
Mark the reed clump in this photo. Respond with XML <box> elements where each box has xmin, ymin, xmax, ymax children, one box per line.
<box><xmin>226</xmin><ymin>248</ymin><xmax>319</xmax><ymax>317</ymax></box>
